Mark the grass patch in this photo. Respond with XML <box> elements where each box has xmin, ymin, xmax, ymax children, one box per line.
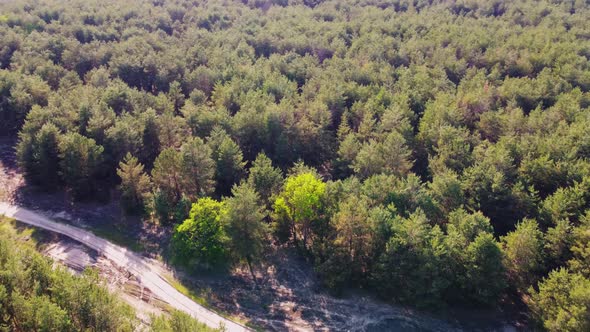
<box><xmin>162</xmin><ymin>273</ymin><xmax>210</xmax><ymax>308</ymax></box>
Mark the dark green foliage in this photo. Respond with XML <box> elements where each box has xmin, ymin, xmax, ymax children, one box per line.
<box><xmin>16</xmin><ymin>122</ymin><xmax>60</xmax><ymax>190</ymax></box>
<box><xmin>372</xmin><ymin>211</ymin><xmax>451</xmax><ymax>307</ymax></box>
<box><xmin>58</xmin><ymin>132</ymin><xmax>104</xmax><ymax>199</ymax></box>
<box><xmin>247</xmin><ymin>152</ymin><xmax>283</xmax><ymax>207</ymax></box>
<box><xmin>207</xmin><ymin>127</ymin><xmax>246</xmax><ymax>197</ymax></box>
<box><xmin>151</xmin><ymin>138</ymin><xmax>215</xmax><ymax>222</ymax></box>
<box><xmin>223</xmin><ymin>183</ymin><xmax>268</xmax><ymax>282</ymax></box>
<box><xmin>3</xmin><ymin>0</ymin><xmax>590</xmax><ymax>321</ymax></box>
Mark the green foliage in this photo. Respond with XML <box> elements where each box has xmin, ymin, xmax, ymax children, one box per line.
<box><xmin>3</xmin><ymin>0</ymin><xmax>590</xmax><ymax>318</ymax></box>
<box><xmin>247</xmin><ymin>152</ymin><xmax>283</xmax><ymax>207</ymax></box>
<box><xmin>568</xmin><ymin>212</ymin><xmax>590</xmax><ymax>278</ymax></box>
<box><xmin>373</xmin><ymin>210</ymin><xmax>451</xmax><ymax>307</ymax></box>
<box><xmin>530</xmin><ymin>268</ymin><xmax>590</xmax><ymax>332</ymax></box>
<box><xmin>150</xmin><ymin>310</ymin><xmax>219</xmax><ymax>332</ymax></box>
<box><xmin>17</xmin><ymin>122</ymin><xmax>60</xmax><ymax>190</ymax></box>
<box><xmin>207</xmin><ymin>127</ymin><xmax>246</xmax><ymax>197</ymax></box>
<box><xmin>117</xmin><ymin>153</ymin><xmax>151</xmax><ymax>214</ymax></box>
<box><xmin>273</xmin><ymin>172</ymin><xmax>326</xmax><ymax>249</ymax></box>
<box><xmin>172</xmin><ymin>198</ymin><xmax>228</xmax><ymax>269</ymax></box>
<box><xmin>151</xmin><ymin>138</ymin><xmax>215</xmax><ymax>222</ymax></box>
<box><xmin>463</xmin><ymin>233</ymin><xmax>506</xmax><ymax>305</ymax></box>
<box><xmin>502</xmin><ymin>218</ymin><xmax>544</xmax><ymax>289</ymax></box>
<box><xmin>352</xmin><ymin>131</ymin><xmax>413</xmax><ymax>179</ymax></box>
<box><xmin>0</xmin><ymin>220</ymin><xmax>137</xmax><ymax>331</ymax></box>
<box><xmin>58</xmin><ymin>132</ymin><xmax>104</xmax><ymax>199</ymax></box>
<box><xmin>223</xmin><ymin>183</ymin><xmax>268</xmax><ymax>281</ymax></box>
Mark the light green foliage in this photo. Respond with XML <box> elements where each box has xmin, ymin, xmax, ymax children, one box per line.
<box><xmin>273</xmin><ymin>172</ymin><xmax>326</xmax><ymax>249</ymax></box>
<box><xmin>502</xmin><ymin>218</ymin><xmax>544</xmax><ymax>288</ymax></box>
<box><xmin>542</xmin><ymin>181</ymin><xmax>589</xmax><ymax>224</ymax></box>
<box><xmin>530</xmin><ymin>268</ymin><xmax>590</xmax><ymax>332</ymax></box>
<box><xmin>172</xmin><ymin>198</ymin><xmax>228</xmax><ymax>269</ymax></box>
<box><xmin>150</xmin><ymin>310</ymin><xmax>219</xmax><ymax>332</ymax></box>
<box><xmin>429</xmin><ymin>170</ymin><xmax>465</xmax><ymax>216</ymax></box>
<box><xmin>352</xmin><ymin>131</ymin><xmax>413</xmax><ymax>179</ymax></box>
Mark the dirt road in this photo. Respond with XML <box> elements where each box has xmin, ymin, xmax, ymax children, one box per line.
<box><xmin>0</xmin><ymin>202</ymin><xmax>249</xmax><ymax>332</ymax></box>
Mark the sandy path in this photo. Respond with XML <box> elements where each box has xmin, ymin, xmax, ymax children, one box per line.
<box><xmin>0</xmin><ymin>202</ymin><xmax>249</xmax><ymax>332</ymax></box>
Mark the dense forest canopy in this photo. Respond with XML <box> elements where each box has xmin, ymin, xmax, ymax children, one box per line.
<box><xmin>1</xmin><ymin>0</ymin><xmax>590</xmax><ymax>330</ymax></box>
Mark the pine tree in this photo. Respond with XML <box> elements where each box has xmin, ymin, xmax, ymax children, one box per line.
<box><xmin>247</xmin><ymin>152</ymin><xmax>283</xmax><ymax>207</ymax></box>
<box><xmin>223</xmin><ymin>183</ymin><xmax>268</xmax><ymax>284</ymax></box>
<box><xmin>58</xmin><ymin>133</ymin><xmax>104</xmax><ymax>199</ymax></box>
<box><xmin>117</xmin><ymin>153</ymin><xmax>151</xmax><ymax>214</ymax></box>
<box><xmin>207</xmin><ymin>127</ymin><xmax>246</xmax><ymax>197</ymax></box>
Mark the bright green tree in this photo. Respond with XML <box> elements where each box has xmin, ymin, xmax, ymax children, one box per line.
<box><xmin>171</xmin><ymin>198</ymin><xmax>228</xmax><ymax>269</ymax></box>
<box><xmin>273</xmin><ymin>172</ymin><xmax>326</xmax><ymax>249</ymax></box>
<box><xmin>530</xmin><ymin>268</ymin><xmax>590</xmax><ymax>332</ymax></box>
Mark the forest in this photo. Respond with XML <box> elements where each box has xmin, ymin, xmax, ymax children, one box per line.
<box><xmin>0</xmin><ymin>217</ymin><xmax>217</xmax><ymax>332</ymax></box>
<box><xmin>1</xmin><ymin>0</ymin><xmax>590</xmax><ymax>330</ymax></box>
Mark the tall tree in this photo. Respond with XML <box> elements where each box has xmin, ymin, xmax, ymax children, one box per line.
<box><xmin>223</xmin><ymin>183</ymin><xmax>268</xmax><ymax>284</ymax></box>
<box><xmin>152</xmin><ymin>138</ymin><xmax>215</xmax><ymax>204</ymax></box>
<box><xmin>17</xmin><ymin>122</ymin><xmax>61</xmax><ymax>190</ymax></box>
<box><xmin>530</xmin><ymin>268</ymin><xmax>590</xmax><ymax>332</ymax></box>
<box><xmin>273</xmin><ymin>172</ymin><xmax>326</xmax><ymax>250</ymax></box>
<box><xmin>207</xmin><ymin>128</ymin><xmax>246</xmax><ymax>197</ymax></box>
<box><xmin>179</xmin><ymin>137</ymin><xmax>215</xmax><ymax>198</ymax></box>
<box><xmin>352</xmin><ymin>131</ymin><xmax>413</xmax><ymax>179</ymax></box>
<box><xmin>151</xmin><ymin>148</ymin><xmax>183</xmax><ymax>204</ymax></box>
<box><xmin>247</xmin><ymin>152</ymin><xmax>283</xmax><ymax>207</ymax></box>
<box><xmin>117</xmin><ymin>153</ymin><xmax>151</xmax><ymax>214</ymax></box>
<box><xmin>502</xmin><ymin>218</ymin><xmax>544</xmax><ymax>289</ymax></box>
<box><xmin>171</xmin><ymin>198</ymin><xmax>228</xmax><ymax>269</ymax></box>
<box><xmin>58</xmin><ymin>133</ymin><xmax>104</xmax><ymax>199</ymax></box>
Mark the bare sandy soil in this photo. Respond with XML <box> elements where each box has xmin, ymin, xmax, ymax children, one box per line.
<box><xmin>0</xmin><ymin>137</ymin><xmax>520</xmax><ymax>331</ymax></box>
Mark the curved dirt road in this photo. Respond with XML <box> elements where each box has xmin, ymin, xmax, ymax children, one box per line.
<box><xmin>0</xmin><ymin>202</ymin><xmax>249</xmax><ymax>332</ymax></box>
